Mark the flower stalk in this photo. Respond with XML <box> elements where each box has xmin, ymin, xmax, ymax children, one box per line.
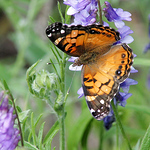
<box><xmin>97</xmin><ymin>0</ymin><xmax>103</xmax><ymax>25</ymax></box>
<box><xmin>111</xmin><ymin>100</ymin><xmax>132</xmax><ymax>150</ymax></box>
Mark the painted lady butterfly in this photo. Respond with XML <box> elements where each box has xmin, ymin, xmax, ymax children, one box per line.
<box><xmin>46</xmin><ymin>22</ymin><xmax>133</xmax><ymax>120</ymax></box>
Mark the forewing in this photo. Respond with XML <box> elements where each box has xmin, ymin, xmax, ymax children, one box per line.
<box><xmin>45</xmin><ymin>22</ymin><xmax>120</xmax><ymax>57</ymax></box>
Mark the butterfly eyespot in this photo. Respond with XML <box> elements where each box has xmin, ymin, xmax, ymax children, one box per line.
<box><xmin>116</xmin><ymin>69</ymin><xmax>122</xmax><ymax>75</ymax></box>
<box><xmin>121</xmin><ymin>60</ymin><xmax>125</xmax><ymax>64</ymax></box>
<box><xmin>121</xmin><ymin>53</ymin><xmax>126</xmax><ymax>58</ymax></box>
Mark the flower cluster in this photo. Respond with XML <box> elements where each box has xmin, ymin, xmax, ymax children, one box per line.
<box><xmin>64</xmin><ymin>0</ymin><xmax>98</xmax><ymax>25</ymax></box>
<box><xmin>0</xmin><ymin>91</ymin><xmax>20</xmax><ymax>150</ymax></box>
<box><xmin>64</xmin><ymin>0</ymin><xmax>138</xmax><ymax>129</ymax></box>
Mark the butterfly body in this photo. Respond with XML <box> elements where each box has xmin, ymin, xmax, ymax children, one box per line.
<box><xmin>46</xmin><ymin>22</ymin><xmax>133</xmax><ymax>120</ymax></box>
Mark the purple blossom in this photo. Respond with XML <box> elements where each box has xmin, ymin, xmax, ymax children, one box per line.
<box><xmin>120</xmin><ymin>78</ymin><xmax>138</xmax><ymax>93</ymax></box>
<box><xmin>116</xmin><ymin>92</ymin><xmax>132</xmax><ymax>107</ymax></box>
<box><xmin>117</xmin><ymin>26</ymin><xmax>134</xmax><ymax>44</ymax></box>
<box><xmin>77</xmin><ymin>87</ymin><xmax>84</xmax><ymax>98</ymax></box>
<box><xmin>103</xmin><ymin>107</ymin><xmax>115</xmax><ymax>130</ymax></box>
<box><xmin>0</xmin><ymin>91</ymin><xmax>20</xmax><ymax>150</ymax></box>
<box><xmin>130</xmin><ymin>66</ymin><xmax>138</xmax><ymax>73</ymax></box>
<box><xmin>103</xmin><ymin>1</ymin><xmax>131</xmax><ymax>28</ymax></box>
<box><xmin>64</xmin><ymin>0</ymin><xmax>98</xmax><ymax>25</ymax></box>
<box><xmin>144</xmin><ymin>14</ymin><xmax>150</xmax><ymax>53</ymax></box>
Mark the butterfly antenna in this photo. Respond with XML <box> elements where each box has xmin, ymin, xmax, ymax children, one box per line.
<box><xmin>98</xmin><ymin>0</ymin><xmax>103</xmax><ymax>25</ymax></box>
<box><xmin>47</xmin><ymin>62</ymin><xmax>64</xmax><ymax>65</ymax></box>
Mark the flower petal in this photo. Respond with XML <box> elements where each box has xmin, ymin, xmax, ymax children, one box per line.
<box><xmin>67</xmin><ymin>7</ymin><xmax>79</xmax><ymax>15</ymax></box>
<box><xmin>77</xmin><ymin>87</ymin><xmax>84</xmax><ymax>98</ymax></box>
<box><xmin>69</xmin><ymin>64</ymin><xmax>82</xmax><ymax>71</ymax></box>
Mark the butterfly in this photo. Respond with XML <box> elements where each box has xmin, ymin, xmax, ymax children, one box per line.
<box><xmin>45</xmin><ymin>22</ymin><xmax>133</xmax><ymax>120</ymax></box>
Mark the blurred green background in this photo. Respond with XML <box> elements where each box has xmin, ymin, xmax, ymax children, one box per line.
<box><xmin>0</xmin><ymin>0</ymin><xmax>150</xmax><ymax>149</ymax></box>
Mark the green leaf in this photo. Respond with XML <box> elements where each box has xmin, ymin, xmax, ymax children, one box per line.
<box><xmin>26</xmin><ymin>60</ymin><xmax>41</xmax><ymax>94</ymax></box>
<box><xmin>65</xmin><ymin>5</ymin><xmax>71</xmax><ymax>24</ymax></box>
<box><xmin>81</xmin><ymin>119</ymin><xmax>93</xmax><ymax>149</ymax></box>
<box><xmin>43</xmin><ymin>121</ymin><xmax>59</xmax><ymax>144</ymax></box>
<box><xmin>58</xmin><ymin>1</ymin><xmax>65</xmax><ymax>23</ymax></box>
<box><xmin>37</xmin><ymin>122</ymin><xmax>45</xmax><ymax>149</ymax></box>
<box><xmin>67</xmin><ymin>108</ymin><xmax>93</xmax><ymax>149</ymax></box>
<box><xmin>24</xmin><ymin>141</ymin><xmax>39</xmax><ymax>150</ymax></box>
<box><xmin>31</xmin><ymin>112</ymin><xmax>37</xmax><ymax>145</ymax></box>
<box><xmin>19</xmin><ymin>110</ymin><xmax>30</xmax><ymax>122</ymax></box>
<box><xmin>34</xmin><ymin>114</ymin><xmax>43</xmax><ymax>127</ymax></box>
<box><xmin>126</xmin><ymin>105</ymin><xmax>150</xmax><ymax>115</ymax></box>
<box><xmin>140</xmin><ymin>124</ymin><xmax>150</xmax><ymax>150</ymax></box>
<box><xmin>133</xmin><ymin>139</ymin><xmax>141</xmax><ymax>150</ymax></box>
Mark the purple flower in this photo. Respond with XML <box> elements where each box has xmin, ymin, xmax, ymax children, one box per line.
<box><xmin>103</xmin><ymin>1</ymin><xmax>131</xmax><ymax>28</ymax></box>
<box><xmin>0</xmin><ymin>91</ymin><xmax>20</xmax><ymax>150</ymax></box>
<box><xmin>116</xmin><ymin>92</ymin><xmax>132</xmax><ymax>107</ymax></box>
<box><xmin>120</xmin><ymin>78</ymin><xmax>138</xmax><ymax>93</ymax></box>
<box><xmin>103</xmin><ymin>107</ymin><xmax>115</xmax><ymax>130</ymax></box>
<box><xmin>144</xmin><ymin>14</ymin><xmax>150</xmax><ymax>53</ymax></box>
<box><xmin>117</xmin><ymin>26</ymin><xmax>134</xmax><ymax>44</ymax></box>
<box><xmin>77</xmin><ymin>87</ymin><xmax>84</xmax><ymax>98</ymax></box>
<box><xmin>64</xmin><ymin>0</ymin><xmax>98</xmax><ymax>25</ymax></box>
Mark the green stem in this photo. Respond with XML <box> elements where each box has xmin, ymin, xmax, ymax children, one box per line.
<box><xmin>58</xmin><ymin>53</ymin><xmax>67</xmax><ymax>150</ymax></box>
<box><xmin>111</xmin><ymin>101</ymin><xmax>132</xmax><ymax>150</ymax></box>
<box><xmin>3</xmin><ymin>80</ymin><xmax>24</xmax><ymax>146</ymax></box>
<box><xmin>98</xmin><ymin>0</ymin><xmax>103</xmax><ymax>25</ymax></box>
<box><xmin>58</xmin><ymin>109</ymin><xmax>65</xmax><ymax>150</ymax></box>
<box><xmin>116</xmin><ymin>110</ymin><xmax>119</xmax><ymax>150</ymax></box>
<box><xmin>99</xmin><ymin>121</ymin><xmax>104</xmax><ymax>150</ymax></box>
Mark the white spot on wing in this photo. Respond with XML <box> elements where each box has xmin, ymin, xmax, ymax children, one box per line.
<box><xmin>54</xmin><ymin>37</ymin><xmax>63</xmax><ymax>45</ymax></box>
<box><xmin>86</xmin><ymin>96</ymin><xmax>97</xmax><ymax>101</ymax></box>
<box><xmin>90</xmin><ymin>108</ymin><xmax>95</xmax><ymax>113</ymax></box>
<box><xmin>61</xmin><ymin>30</ymin><xmax>65</xmax><ymax>34</ymax></box>
<box><xmin>47</xmin><ymin>33</ymin><xmax>52</xmax><ymax>37</ymax></box>
<box><xmin>52</xmin><ymin>29</ymin><xmax>55</xmax><ymax>32</ymax></box>
<box><xmin>100</xmin><ymin>99</ymin><xmax>104</xmax><ymax>104</ymax></box>
<box><xmin>97</xmin><ymin>109</ymin><xmax>100</xmax><ymax>112</ymax></box>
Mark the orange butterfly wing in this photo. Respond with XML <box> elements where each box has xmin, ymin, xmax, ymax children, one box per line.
<box><xmin>81</xmin><ymin>44</ymin><xmax>133</xmax><ymax>120</ymax></box>
<box><xmin>46</xmin><ymin>22</ymin><xmax>120</xmax><ymax>57</ymax></box>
